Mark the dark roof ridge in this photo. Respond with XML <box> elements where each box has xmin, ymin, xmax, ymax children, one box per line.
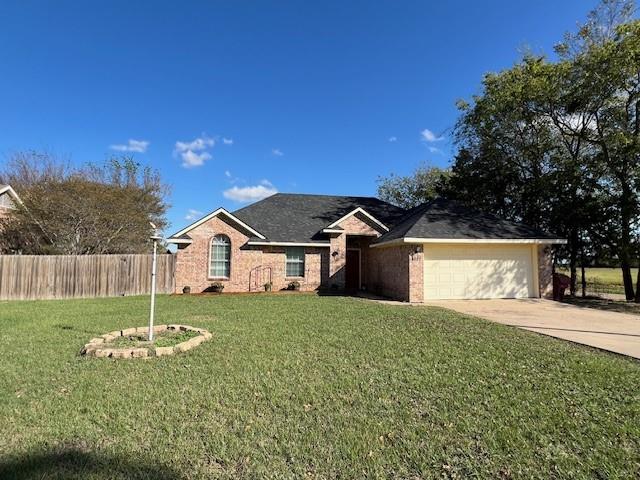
<box><xmin>268</xmin><ymin>192</ymin><xmax>382</xmax><ymax>200</ymax></box>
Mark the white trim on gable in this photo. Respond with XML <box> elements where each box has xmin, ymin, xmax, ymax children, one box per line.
<box><xmin>0</xmin><ymin>185</ymin><xmax>22</xmax><ymax>207</ymax></box>
<box><xmin>167</xmin><ymin>208</ymin><xmax>266</xmax><ymax>243</ymax></box>
<box><xmin>370</xmin><ymin>237</ymin><xmax>567</xmax><ymax>248</ymax></box>
<box><xmin>326</xmin><ymin>207</ymin><xmax>389</xmax><ymax>232</ymax></box>
<box><xmin>168</xmin><ymin>238</ymin><xmax>193</xmax><ymax>244</ymax></box>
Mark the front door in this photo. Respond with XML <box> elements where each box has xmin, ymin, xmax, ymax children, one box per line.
<box><xmin>345</xmin><ymin>249</ymin><xmax>360</xmax><ymax>291</ymax></box>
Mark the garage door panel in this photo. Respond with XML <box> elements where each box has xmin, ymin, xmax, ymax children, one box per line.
<box><xmin>423</xmin><ymin>244</ymin><xmax>535</xmax><ymax>300</ymax></box>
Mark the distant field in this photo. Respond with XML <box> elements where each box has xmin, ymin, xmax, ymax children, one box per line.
<box><xmin>558</xmin><ymin>267</ymin><xmax>638</xmax><ymax>295</ymax></box>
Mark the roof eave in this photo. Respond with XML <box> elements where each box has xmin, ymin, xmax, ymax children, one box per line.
<box><xmin>371</xmin><ymin>237</ymin><xmax>568</xmax><ymax>248</ymax></box>
<box><xmin>166</xmin><ymin>238</ymin><xmax>193</xmax><ymax>244</ymax></box>
<box><xmin>247</xmin><ymin>240</ymin><xmax>330</xmax><ymax>247</ymax></box>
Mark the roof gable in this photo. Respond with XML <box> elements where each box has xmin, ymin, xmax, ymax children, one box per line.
<box><xmin>0</xmin><ymin>185</ymin><xmax>22</xmax><ymax>207</ymax></box>
<box><xmin>168</xmin><ymin>208</ymin><xmax>266</xmax><ymax>241</ymax></box>
<box><xmin>326</xmin><ymin>207</ymin><xmax>389</xmax><ymax>232</ymax></box>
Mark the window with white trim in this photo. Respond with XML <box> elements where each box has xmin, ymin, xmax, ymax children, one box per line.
<box><xmin>285</xmin><ymin>247</ymin><xmax>305</xmax><ymax>277</ymax></box>
<box><xmin>209</xmin><ymin>235</ymin><xmax>231</xmax><ymax>278</ymax></box>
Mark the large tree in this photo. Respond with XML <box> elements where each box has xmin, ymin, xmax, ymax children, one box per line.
<box><xmin>376</xmin><ymin>164</ymin><xmax>451</xmax><ymax>209</ymax></box>
<box><xmin>0</xmin><ymin>152</ymin><xmax>169</xmax><ymax>254</ymax></box>
<box><xmin>380</xmin><ymin>0</ymin><xmax>640</xmax><ymax>300</ymax></box>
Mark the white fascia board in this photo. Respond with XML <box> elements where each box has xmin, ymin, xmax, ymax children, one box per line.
<box><xmin>170</xmin><ymin>208</ymin><xmax>266</xmax><ymax>240</ymax></box>
<box><xmin>370</xmin><ymin>237</ymin><xmax>568</xmax><ymax>248</ymax></box>
<box><xmin>326</xmin><ymin>207</ymin><xmax>389</xmax><ymax>232</ymax></box>
<box><xmin>247</xmin><ymin>241</ymin><xmax>330</xmax><ymax>247</ymax></box>
<box><xmin>0</xmin><ymin>185</ymin><xmax>23</xmax><ymax>206</ymax></box>
<box><xmin>166</xmin><ymin>238</ymin><xmax>193</xmax><ymax>244</ymax></box>
<box><xmin>321</xmin><ymin>228</ymin><xmax>345</xmax><ymax>234</ymax></box>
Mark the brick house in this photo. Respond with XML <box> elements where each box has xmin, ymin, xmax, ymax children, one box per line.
<box><xmin>168</xmin><ymin>194</ymin><xmax>565</xmax><ymax>302</ymax></box>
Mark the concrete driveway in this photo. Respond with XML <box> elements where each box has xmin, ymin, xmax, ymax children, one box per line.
<box><xmin>425</xmin><ymin>299</ymin><xmax>640</xmax><ymax>359</ymax></box>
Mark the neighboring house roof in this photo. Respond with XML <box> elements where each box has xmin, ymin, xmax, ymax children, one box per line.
<box><xmin>231</xmin><ymin>193</ymin><xmax>406</xmax><ymax>243</ymax></box>
<box><xmin>0</xmin><ymin>184</ymin><xmax>22</xmax><ymax>208</ymax></box>
<box><xmin>373</xmin><ymin>198</ymin><xmax>565</xmax><ymax>246</ymax></box>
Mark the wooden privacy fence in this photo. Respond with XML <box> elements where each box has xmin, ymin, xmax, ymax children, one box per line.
<box><xmin>0</xmin><ymin>254</ymin><xmax>176</xmax><ymax>300</ymax></box>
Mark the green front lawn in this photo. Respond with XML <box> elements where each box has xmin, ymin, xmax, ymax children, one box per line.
<box><xmin>0</xmin><ymin>294</ymin><xmax>638</xmax><ymax>479</ymax></box>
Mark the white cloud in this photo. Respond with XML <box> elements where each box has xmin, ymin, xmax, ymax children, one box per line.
<box><xmin>175</xmin><ymin>135</ymin><xmax>214</xmax><ymax>153</ymax></box>
<box><xmin>224</xmin><ymin>170</ymin><xmax>232</xmax><ymax>178</ymax></box>
<box><xmin>222</xmin><ymin>137</ymin><xmax>233</xmax><ymax>145</ymax></box>
<box><xmin>272</xmin><ymin>148</ymin><xmax>284</xmax><ymax>156</ymax></box>
<box><xmin>180</xmin><ymin>150</ymin><xmax>211</xmax><ymax>168</ymax></box>
<box><xmin>428</xmin><ymin>146</ymin><xmax>443</xmax><ymax>154</ymax></box>
<box><xmin>110</xmin><ymin>139</ymin><xmax>149</xmax><ymax>153</ymax></box>
<box><xmin>223</xmin><ymin>182</ymin><xmax>278</xmax><ymax>203</ymax></box>
<box><xmin>185</xmin><ymin>209</ymin><xmax>203</xmax><ymax>221</ymax></box>
<box><xmin>175</xmin><ymin>135</ymin><xmax>215</xmax><ymax>168</ymax></box>
<box><xmin>421</xmin><ymin>128</ymin><xmax>443</xmax><ymax>142</ymax></box>
<box><xmin>388</xmin><ymin>136</ymin><xmax>397</xmax><ymax>142</ymax></box>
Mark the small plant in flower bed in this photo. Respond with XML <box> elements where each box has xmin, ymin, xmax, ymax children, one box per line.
<box><xmin>154</xmin><ymin>330</ymin><xmax>200</xmax><ymax>347</ymax></box>
<box><xmin>111</xmin><ymin>329</ymin><xmax>200</xmax><ymax>348</ymax></box>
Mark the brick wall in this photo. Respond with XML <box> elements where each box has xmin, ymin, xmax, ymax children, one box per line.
<box><xmin>408</xmin><ymin>246</ymin><xmax>424</xmax><ymax>303</ymax></box>
<box><xmin>328</xmin><ymin>233</ymin><xmax>346</xmax><ymax>289</ymax></box>
<box><xmin>367</xmin><ymin>244</ymin><xmax>424</xmax><ymax>302</ymax></box>
<box><xmin>367</xmin><ymin>245</ymin><xmax>409</xmax><ymax>301</ymax></box>
<box><xmin>175</xmin><ymin>215</ymin><xmax>329</xmax><ymax>293</ymax></box>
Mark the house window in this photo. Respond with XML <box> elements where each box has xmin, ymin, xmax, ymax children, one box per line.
<box><xmin>285</xmin><ymin>247</ymin><xmax>305</xmax><ymax>277</ymax></box>
<box><xmin>209</xmin><ymin>235</ymin><xmax>231</xmax><ymax>278</ymax></box>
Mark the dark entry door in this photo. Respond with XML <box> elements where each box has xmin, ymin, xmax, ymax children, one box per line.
<box><xmin>345</xmin><ymin>249</ymin><xmax>360</xmax><ymax>290</ymax></box>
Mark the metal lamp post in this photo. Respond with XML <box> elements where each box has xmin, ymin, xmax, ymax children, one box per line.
<box><xmin>148</xmin><ymin>223</ymin><xmax>162</xmax><ymax>341</ymax></box>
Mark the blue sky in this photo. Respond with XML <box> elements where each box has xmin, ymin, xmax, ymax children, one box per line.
<box><xmin>0</xmin><ymin>0</ymin><xmax>600</xmax><ymax>233</ymax></box>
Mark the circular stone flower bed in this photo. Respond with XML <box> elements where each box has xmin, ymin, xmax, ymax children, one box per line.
<box><xmin>80</xmin><ymin>324</ymin><xmax>213</xmax><ymax>359</ymax></box>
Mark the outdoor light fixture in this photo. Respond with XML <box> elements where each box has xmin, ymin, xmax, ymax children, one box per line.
<box><xmin>148</xmin><ymin>222</ymin><xmax>162</xmax><ymax>342</ymax></box>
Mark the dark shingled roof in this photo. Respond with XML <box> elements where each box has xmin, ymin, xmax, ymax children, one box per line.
<box><xmin>232</xmin><ymin>193</ymin><xmax>406</xmax><ymax>243</ymax></box>
<box><xmin>373</xmin><ymin>198</ymin><xmax>559</xmax><ymax>244</ymax></box>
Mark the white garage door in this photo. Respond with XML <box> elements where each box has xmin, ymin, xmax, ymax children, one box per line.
<box><xmin>423</xmin><ymin>244</ymin><xmax>536</xmax><ymax>300</ymax></box>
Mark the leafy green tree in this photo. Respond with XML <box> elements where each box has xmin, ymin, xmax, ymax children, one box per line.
<box><xmin>376</xmin><ymin>164</ymin><xmax>451</xmax><ymax>209</ymax></box>
<box><xmin>447</xmin><ymin>1</ymin><xmax>640</xmax><ymax>300</ymax></box>
<box><xmin>556</xmin><ymin>15</ymin><xmax>640</xmax><ymax>300</ymax></box>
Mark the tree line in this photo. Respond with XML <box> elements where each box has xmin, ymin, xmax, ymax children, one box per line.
<box><xmin>378</xmin><ymin>0</ymin><xmax>640</xmax><ymax>302</ymax></box>
<box><xmin>0</xmin><ymin>152</ymin><xmax>168</xmax><ymax>255</ymax></box>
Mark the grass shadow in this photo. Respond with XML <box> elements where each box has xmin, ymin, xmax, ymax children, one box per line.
<box><xmin>563</xmin><ymin>296</ymin><xmax>640</xmax><ymax>316</ymax></box>
<box><xmin>0</xmin><ymin>447</ymin><xmax>183</xmax><ymax>480</ymax></box>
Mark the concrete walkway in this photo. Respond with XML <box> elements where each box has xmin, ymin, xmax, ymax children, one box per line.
<box><xmin>424</xmin><ymin>299</ymin><xmax>640</xmax><ymax>359</ymax></box>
